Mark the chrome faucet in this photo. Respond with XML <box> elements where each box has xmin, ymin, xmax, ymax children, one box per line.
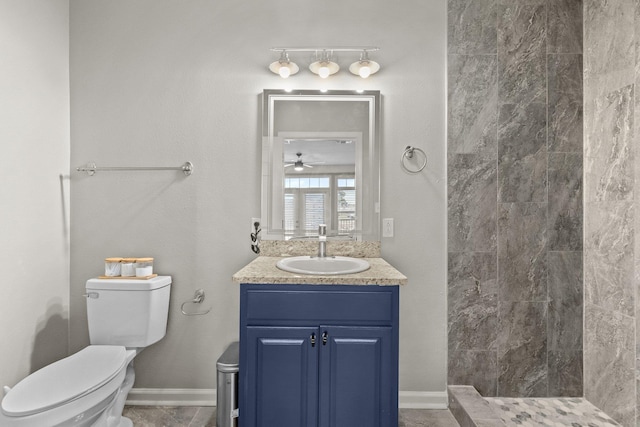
<box><xmin>317</xmin><ymin>224</ymin><xmax>327</xmax><ymax>258</ymax></box>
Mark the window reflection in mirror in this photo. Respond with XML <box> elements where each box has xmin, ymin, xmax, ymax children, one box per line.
<box><xmin>262</xmin><ymin>90</ymin><xmax>380</xmax><ymax>241</ymax></box>
<box><xmin>283</xmin><ymin>138</ymin><xmax>357</xmax><ymax>239</ymax></box>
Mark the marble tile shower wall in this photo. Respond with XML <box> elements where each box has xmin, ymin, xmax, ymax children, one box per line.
<box><xmin>447</xmin><ymin>0</ymin><xmax>583</xmax><ymax>397</ymax></box>
<box><xmin>583</xmin><ymin>0</ymin><xmax>639</xmax><ymax>425</ymax></box>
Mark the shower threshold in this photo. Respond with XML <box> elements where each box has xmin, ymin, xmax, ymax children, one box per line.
<box><xmin>448</xmin><ymin>385</ymin><xmax>620</xmax><ymax>426</ymax></box>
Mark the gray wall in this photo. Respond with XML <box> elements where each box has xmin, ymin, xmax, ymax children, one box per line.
<box><xmin>0</xmin><ymin>0</ymin><xmax>70</xmax><ymax>389</ymax></box>
<box><xmin>447</xmin><ymin>0</ymin><xmax>583</xmax><ymax>397</ymax></box>
<box><xmin>69</xmin><ymin>0</ymin><xmax>448</xmax><ymax>401</ymax></box>
<box><xmin>583</xmin><ymin>0</ymin><xmax>639</xmax><ymax>425</ymax></box>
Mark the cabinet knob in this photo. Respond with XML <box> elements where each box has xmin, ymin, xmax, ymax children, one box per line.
<box><xmin>311</xmin><ymin>333</ymin><xmax>316</xmax><ymax>347</ymax></box>
<box><xmin>322</xmin><ymin>331</ymin><xmax>328</xmax><ymax>345</ymax></box>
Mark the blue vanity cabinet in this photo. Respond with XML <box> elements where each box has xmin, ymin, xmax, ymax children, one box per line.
<box><xmin>245</xmin><ymin>326</ymin><xmax>319</xmax><ymax>427</ymax></box>
<box><xmin>239</xmin><ymin>284</ymin><xmax>399</xmax><ymax>427</ymax></box>
<box><xmin>318</xmin><ymin>325</ymin><xmax>393</xmax><ymax>427</ymax></box>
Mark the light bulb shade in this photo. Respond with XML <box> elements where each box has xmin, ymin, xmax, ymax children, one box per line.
<box><xmin>318</xmin><ymin>66</ymin><xmax>330</xmax><ymax>78</ymax></box>
<box><xmin>309</xmin><ymin>60</ymin><xmax>339</xmax><ymax>78</ymax></box>
<box><xmin>349</xmin><ymin>59</ymin><xmax>380</xmax><ymax>78</ymax></box>
<box><xmin>358</xmin><ymin>65</ymin><xmax>371</xmax><ymax>78</ymax></box>
<box><xmin>279</xmin><ymin>66</ymin><xmax>291</xmax><ymax>78</ymax></box>
<box><xmin>269</xmin><ymin>58</ymin><xmax>299</xmax><ymax>78</ymax></box>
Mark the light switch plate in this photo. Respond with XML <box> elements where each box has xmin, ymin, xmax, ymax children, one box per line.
<box><xmin>382</xmin><ymin>218</ymin><xmax>394</xmax><ymax>237</ymax></box>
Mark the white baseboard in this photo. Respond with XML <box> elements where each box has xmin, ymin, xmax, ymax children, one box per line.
<box><xmin>126</xmin><ymin>388</ymin><xmax>448</xmax><ymax>409</ymax></box>
<box><xmin>126</xmin><ymin>388</ymin><xmax>216</xmax><ymax>406</ymax></box>
<box><xmin>398</xmin><ymin>391</ymin><xmax>448</xmax><ymax>409</ymax></box>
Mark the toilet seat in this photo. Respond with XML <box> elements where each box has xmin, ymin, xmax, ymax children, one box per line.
<box><xmin>2</xmin><ymin>345</ymin><xmax>127</xmax><ymax>417</ymax></box>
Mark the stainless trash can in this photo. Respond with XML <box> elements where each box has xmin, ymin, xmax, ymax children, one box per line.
<box><xmin>217</xmin><ymin>341</ymin><xmax>239</xmax><ymax>427</ymax></box>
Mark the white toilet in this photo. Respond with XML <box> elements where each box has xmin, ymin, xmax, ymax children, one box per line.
<box><xmin>0</xmin><ymin>275</ymin><xmax>172</xmax><ymax>427</ymax></box>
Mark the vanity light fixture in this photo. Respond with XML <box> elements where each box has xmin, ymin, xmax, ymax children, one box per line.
<box><xmin>309</xmin><ymin>50</ymin><xmax>339</xmax><ymax>78</ymax></box>
<box><xmin>349</xmin><ymin>50</ymin><xmax>380</xmax><ymax>78</ymax></box>
<box><xmin>268</xmin><ymin>50</ymin><xmax>299</xmax><ymax>78</ymax></box>
<box><xmin>269</xmin><ymin>47</ymin><xmax>380</xmax><ymax>79</ymax></box>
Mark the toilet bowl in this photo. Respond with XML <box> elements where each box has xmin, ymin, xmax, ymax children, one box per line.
<box><xmin>0</xmin><ymin>276</ymin><xmax>172</xmax><ymax>427</ymax></box>
<box><xmin>0</xmin><ymin>346</ymin><xmax>136</xmax><ymax>427</ymax></box>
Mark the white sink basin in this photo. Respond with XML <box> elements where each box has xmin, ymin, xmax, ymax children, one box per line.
<box><xmin>276</xmin><ymin>256</ymin><xmax>370</xmax><ymax>275</ymax></box>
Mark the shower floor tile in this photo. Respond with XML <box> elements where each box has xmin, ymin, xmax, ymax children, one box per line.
<box><xmin>485</xmin><ymin>397</ymin><xmax>620</xmax><ymax>426</ymax></box>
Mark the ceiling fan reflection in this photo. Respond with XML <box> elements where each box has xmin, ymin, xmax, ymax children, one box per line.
<box><xmin>284</xmin><ymin>152</ymin><xmax>325</xmax><ymax>171</ymax></box>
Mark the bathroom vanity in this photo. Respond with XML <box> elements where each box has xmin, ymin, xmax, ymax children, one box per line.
<box><xmin>233</xmin><ymin>256</ymin><xmax>406</xmax><ymax>427</ymax></box>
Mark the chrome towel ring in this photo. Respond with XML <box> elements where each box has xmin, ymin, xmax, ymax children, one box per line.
<box><xmin>400</xmin><ymin>146</ymin><xmax>427</xmax><ymax>174</ymax></box>
<box><xmin>181</xmin><ymin>289</ymin><xmax>212</xmax><ymax>316</ymax></box>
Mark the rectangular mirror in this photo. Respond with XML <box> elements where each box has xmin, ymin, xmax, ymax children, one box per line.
<box><xmin>261</xmin><ymin>89</ymin><xmax>380</xmax><ymax>241</ymax></box>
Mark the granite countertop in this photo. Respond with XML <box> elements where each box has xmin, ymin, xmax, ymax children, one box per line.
<box><xmin>232</xmin><ymin>256</ymin><xmax>407</xmax><ymax>286</ymax></box>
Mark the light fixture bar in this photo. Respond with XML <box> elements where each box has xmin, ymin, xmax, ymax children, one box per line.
<box><xmin>269</xmin><ymin>47</ymin><xmax>381</xmax><ymax>79</ymax></box>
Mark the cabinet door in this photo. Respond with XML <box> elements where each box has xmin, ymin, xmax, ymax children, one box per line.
<box><xmin>244</xmin><ymin>326</ymin><xmax>319</xmax><ymax>427</ymax></box>
<box><xmin>318</xmin><ymin>326</ymin><xmax>393</xmax><ymax>427</ymax></box>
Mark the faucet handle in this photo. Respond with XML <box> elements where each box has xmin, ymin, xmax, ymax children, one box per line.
<box><xmin>317</xmin><ymin>224</ymin><xmax>327</xmax><ymax>257</ymax></box>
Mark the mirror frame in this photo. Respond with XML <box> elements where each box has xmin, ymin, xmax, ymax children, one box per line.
<box><xmin>261</xmin><ymin>89</ymin><xmax>381</xmax><ymax>241</ymax></box>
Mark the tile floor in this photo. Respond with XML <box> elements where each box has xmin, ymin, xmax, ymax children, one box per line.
<box><xmin>122</xmin><ymin>406</ymin><xmax>461</xmax><ymax>427</ymax></box>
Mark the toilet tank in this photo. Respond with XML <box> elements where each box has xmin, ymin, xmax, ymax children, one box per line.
<box><xmin>85</xmin><ymin>276</ymin><xmax>172</xmax><ymax>347</ymax></box>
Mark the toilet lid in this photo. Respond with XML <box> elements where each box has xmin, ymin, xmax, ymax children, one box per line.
<box><xmin>1</xmin><ymin>345</ymin><xmax>127</xmax><ymax>417</ymax></box>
